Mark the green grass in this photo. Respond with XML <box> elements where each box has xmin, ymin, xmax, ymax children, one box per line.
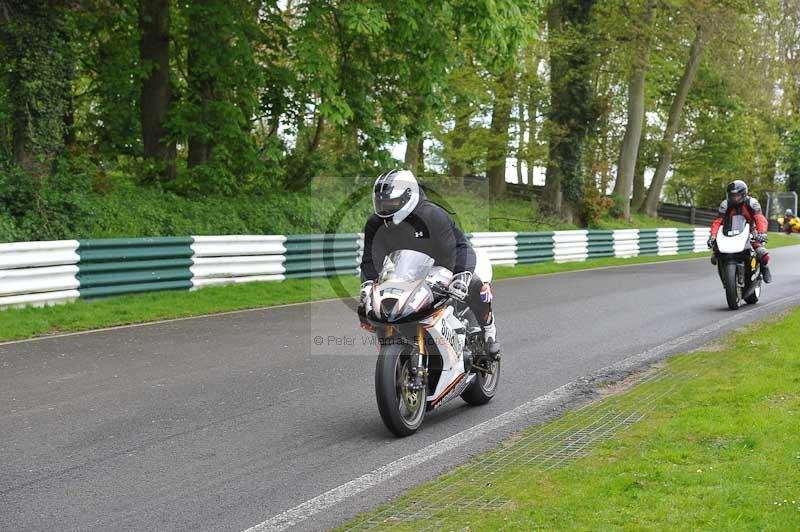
<box><xmin>343</xmin><ymin>307</ymin><xmax>800</xmax><ymax>531</ymax></box>
<box><xmin>0</xmin><ymin>277</ymin><xmax>362</xmax><ymax>342</ymax></box>
<box><xmin>2</xmin><ymin>233</ymin><xmax>797</xmax><ymax>342</ymax></box>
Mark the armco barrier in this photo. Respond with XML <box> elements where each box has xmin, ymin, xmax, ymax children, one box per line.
<box><xmin>515</xmin><ymin>232</ymin><xmax>554</xmax><ymax>264</ymax></box>
<box><xmin>190</xmin><ymin>235</ymin><xmax>286</xmax><ymax>288</ymax></box>
<box><xmin>469</xmin><ymin>232</ymin><xmax>517</xmax><ymax>265</ymax></box>
<box><xmin>613</xmin><ymin>230</ymin><xmax>639</xmax><ymax>258</ymax></box>
<box><xmin>283</xmin><ymin>234</ymin><xmax>360</xmax><ymax>279</ymax></box>
<box><xmin>0</xmin><ymin>240</ymin><xmax>80</xmax><ymax>308</ymax></box>
<box><xmin>656</xmin><ymin>228</ymin><xmax>679</xmax><ymax>255</ymax></box>
<box><xmin>677</xmin><ymin>229</ymin><xmax>695</xmax><ymax>253</ymax></box>
<box><xmin>553</xmin><ymin>230</ymin><xmax>588</xmax><ymax>263</ymax></box>
<box><xmin>1</xmin><ymin>227</ymin><xmax>713</xmax><ymax>310</ymax></box>
<box><xmin>587</xmin><ymin>231</ymin><xmax>615</xmax><ymax>259</ymax></box>
<box><xmin>638</xmin><ymin>229</ymin><xmax>659</xmax><ymax>256</ymax></box>
<box><xmin>77</xmin><ymin>238</ymin><xmax>194</xmax><ymax>298</ymax></box>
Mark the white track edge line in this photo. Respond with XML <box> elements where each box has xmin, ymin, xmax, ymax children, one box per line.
<box><xmin>242</xmin><ymin>292</ymin><xmax>800</xmax><ymax>532</ymax></box>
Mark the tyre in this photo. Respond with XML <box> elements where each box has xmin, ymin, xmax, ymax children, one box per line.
<box><xmin>745</xmin><ymin>279</ymin><xmax>761</xmax><ymax>305</ymax></box>
<box><xmin>461</xmin><ymin>355</ymin><xmax>501</xmax><ymax>406</ymax></box>
<box><xmin>375</xmin><ymin>344</ymin><xmax>426</xmax><ymax>437</ymax></box>
<box><xmin>724</xmin><ymin>261</ymin><xmax>741</xmax><ymax>310</ymax></box>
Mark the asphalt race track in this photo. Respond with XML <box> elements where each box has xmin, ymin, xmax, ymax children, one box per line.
<box><xmin>3</xmin><ymin>246</ymin><xmax>800</xmax><ymax>531</ymax></box>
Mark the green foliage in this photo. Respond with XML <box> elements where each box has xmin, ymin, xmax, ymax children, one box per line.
<box><xmin>579</xmin><ymin>178</ymin><xmax>613</xmax><ymax>228</ymax></box>
<box><xmin>0</xmin><ymin>1</ymin><xmax>75</xmax><ymax>165</ymax></box>
<box><xmin>607</xmin><ymin>194</ymin><xmax>627</xmax><ymax>219</ymax></box>
<box><xmin>72</xmin><ymin>0</ymin><xmax>143</xmax><ymax>156</ymax></box>
<box><xmin>0</xmin><ymin>210</ymin><xmax>19</xmax><ymax>242</ymax></box>
<box><xmin>547</xmin><ymin>0</ymin><xmax>603</xmax><ymax>207</ymax></box>
<box><xmin>0</xmin><ymin>0</ymin><xmax>799</xmax><ymax>230</ymax></box>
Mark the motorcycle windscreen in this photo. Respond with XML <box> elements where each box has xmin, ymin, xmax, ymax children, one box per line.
<box><xmin>717</xmin><ymin>215</ymin><xmax>751</xmax><ymax>253</ymax></box>
<box><xmin>379</xmin><ymin>250</ymin><xmax>435</xmax><ymax>283</ymax></box>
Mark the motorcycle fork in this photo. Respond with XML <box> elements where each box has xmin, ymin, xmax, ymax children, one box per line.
<box><xmin>410</xmin><ymin>325</ymin><xmax>427</xmax><ymax>391</ymax></box>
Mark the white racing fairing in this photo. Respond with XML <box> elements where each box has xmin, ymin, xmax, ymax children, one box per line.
<box><xmin>716</xmin><ymin>221</ymin><xmax>751</xmax><ymax>253</ymax></box>
<box><xmin>419</xmin><ymin>305</ymin><xmax>476</xmax><ymax>409</ymax></box>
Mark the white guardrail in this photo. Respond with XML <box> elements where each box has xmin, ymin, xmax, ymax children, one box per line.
<box><xmin>190</xmin><ymin>235</ymin><xmax>288</xmax><ymax>288</ymax></box>
<box><xmin>0</xmin><ymin>227</ymin><xmax>712</xmax><ymax>310</ymax></box>
<box><xmin>0</xmin><ymin>240</ymin><xmax>81</xmax><ymax>308</ymax></box>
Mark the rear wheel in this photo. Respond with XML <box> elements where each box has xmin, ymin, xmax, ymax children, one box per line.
<box><xmin>375</xmin><ymin>344</ymin><xmax>426</xmax><ymax>437</ymax></box>
<box><xmin>724</xmin><ymin>261</ymin><xmax>741</xmax><ymax>310</ymax></box>
<box><xmin>461</xmin><ymin>356</ymin><xmax>501</xmax><ymax>406</ymax></box>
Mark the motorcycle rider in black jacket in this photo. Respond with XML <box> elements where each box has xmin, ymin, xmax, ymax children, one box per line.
<box><xmin>358</xmin><ymin>169</ymin><xmax>500</xmax><ymax>358</ymax></box>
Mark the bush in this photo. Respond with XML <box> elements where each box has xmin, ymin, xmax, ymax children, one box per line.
<box><xmin>0</xmin><ymin>156</ymin><xmax>587</xmax><ymax>241</ymax></box>
<box><xmin>608</xmin><ymin>194</ymin><xmax>627</xmax><ymax>219</ymax></box>
<box><xmin>579</xmin><ymin>182</ymin><xmax>614</xmax><ymax>228</ymax></box>
<box><xmin>0</xmin><ymin>211</ymin><xmax>19</xmax><ymax>242</ymax></box>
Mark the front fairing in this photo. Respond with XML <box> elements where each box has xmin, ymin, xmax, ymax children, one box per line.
<box><xmin>367</xmin><ymin>280</ymin><xmax>435</xmax><ymax>323</ymax></box>
<box><xmin>716</xmin><ymin>216</ymin><xmax>751</xmax><ymax>254</ymax></box>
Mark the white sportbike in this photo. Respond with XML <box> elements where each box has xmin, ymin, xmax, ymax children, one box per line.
<box><xmin>364</xmin><ymin>250</ymin><xmax>501</xmax><ymax>436</ymax></box>
<box><xmin>714</xmin><ymin>214</ymin><xmax>764</xmax><ymax>310</ymax></box>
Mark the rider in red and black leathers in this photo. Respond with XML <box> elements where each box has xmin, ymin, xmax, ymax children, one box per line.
<box><xmin>708</xmin><ymin>180</ymin><xmax>771</xmax><ymax>283</ymax></box>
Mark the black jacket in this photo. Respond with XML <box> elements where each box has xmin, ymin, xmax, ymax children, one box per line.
<box><xmin>360</xmin><ymin>195</ymin><xmax>476</xmax><ymax>282</ymax></box>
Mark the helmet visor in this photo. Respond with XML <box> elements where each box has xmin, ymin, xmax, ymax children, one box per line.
<box><xmin>374</xmin><ymin>196</ymin><xmax>408</xmax><ymax>217</ymax></box>
<box><xmin>727</xmin><ymin>191</ymin><xmax>744</xmax><ymax>205</ymax></box>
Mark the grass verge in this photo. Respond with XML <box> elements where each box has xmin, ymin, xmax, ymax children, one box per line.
<box><xmin>342</xmin><ymin>307</ymin><xmax>800</xmax><ymax>531</ymax></box>
<box><xmin>1</xmin><ymin>234</ymin><xmax>797</xmax><ymax>342</ymax></box>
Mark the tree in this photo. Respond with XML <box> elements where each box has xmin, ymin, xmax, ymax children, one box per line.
<box><xmin>612</xmin><ymin>0</ymin><xmax>656</xmax><ymax>219</ymax></box>
<box><xmin>543</xmin><ymin>0</ymin><xmax>600</xmax><ymax>223</ymax></box>
<box><xmin>139</xmin><ymin>0</ymin><xmax>176</xmax><ymax>184</ymax></box>
<box><xmin>173</xmin><ymin>0</ymin><xmax>264</xmax><ymax>192</ymax></box>
<box><xmin>641</xmin><ymin>22</ymin><xmax>707</xmax><ymax>215</ymax></box>
<box><xmin>487</xmin><ymin>70</ymin><xmax>515</xmax><ymax>197</ymax></box>
<box><xmin>0</xmin><ymin>0</ymin><xmax>74</xmax><ymax>172</ymax></box>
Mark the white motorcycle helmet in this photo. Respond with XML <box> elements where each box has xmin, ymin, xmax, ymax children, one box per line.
<box><xmin>373</xmin><ymin>169</ymin><xmax>420</xmax><ymax>225</ymax></box>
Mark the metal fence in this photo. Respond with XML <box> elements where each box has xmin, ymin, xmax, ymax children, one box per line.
<box><xmin>656</xmin><ymin>203</ymin><xmax>718</xmax><ymax>226</ymax></box>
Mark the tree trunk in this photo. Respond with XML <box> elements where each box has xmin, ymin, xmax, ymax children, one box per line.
<box><xmin>631</xmin><ymin>143</ymin><xmax>647</xmax><ymax>211</ymax></box>
<box><xmin>139</xmin><ymin>0</ymin><xmax>176</xmax><ymax>183</ymax></box>
<box><xmin>613</xmin><ymin>0</ymin><xmax>656</xmax><ymax>220</ymax></box>
<box><xmin>641</xmin><ymin>24</ymin><xmax>707</xmax><ymax>216</ymax></box>
<box><xmin>527</xmin><ymin>79</ymin><xmax>538</xmax><ymax>186</ymax></box>
<box><xmin>448</xmin><ymin>97</ymin><xmax>469</xmax><ymax>189</ymax></box>
<box><xmin>416</xmin><ymin>136</ymin><xmax>425</xmax><ymax>175</ymax></box>
<box><xmin>310</xmin><ymin>112</ymin><xmax>324</xmax><ymax>152</ymax></box>
<box><xmin>516</xmin><ymin>94</ymin><xmax>526</xmax><ymax>184</ymax></box>
<box><xmin>542</xmin><ymin>4</ymin><xmax>565</xmax><ymax>215</ymax></box>
<box><xmin>404</xmin><ymin>132</ymin><xmax>421</xmax><ymax>174</ymax></box>
<box><xmin>487</xmin><ymin>70</ymin><xmax>515</xmax><ymax>199</ymax></box>
<box><xmin>543</xmin><ymin>0</ymin><xmax>598</xmax><ymax>223</ymax></box>
<box><xmin>187</xmin><ymin>3</ymin><xmax>213</xmax><ymax>169</ymax></box>
<box><xmin>2</xmin><ymin>1</ymin><xmax>72</xmax><ymax>174</ymax></box>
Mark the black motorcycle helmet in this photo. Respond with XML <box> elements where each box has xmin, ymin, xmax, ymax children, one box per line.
<box><xmin>726</xmin><ymin>180</ymin><xmax>748</xmax><ymax>206</ymax></box>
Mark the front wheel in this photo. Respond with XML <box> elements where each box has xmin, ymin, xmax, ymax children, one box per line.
<box><xmin>461</xmin><ymin>356</ymin><xmax>501</xmax><ymax>406</ymax></box>
<box><xmin>724</xmin><ymin>261</ymin><xmax>741</xmax><ymax>310</ymax></box>
<box><xmin>375</xmin><ymin>344</ymin><xmax>426</xmax><ymax>437</ymax></box>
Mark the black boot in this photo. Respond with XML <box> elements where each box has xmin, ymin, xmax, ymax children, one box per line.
<box><xmin>762</xmin><ymin>264</ymin><xmax>772</xmax><ymax>283</ymax></box>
